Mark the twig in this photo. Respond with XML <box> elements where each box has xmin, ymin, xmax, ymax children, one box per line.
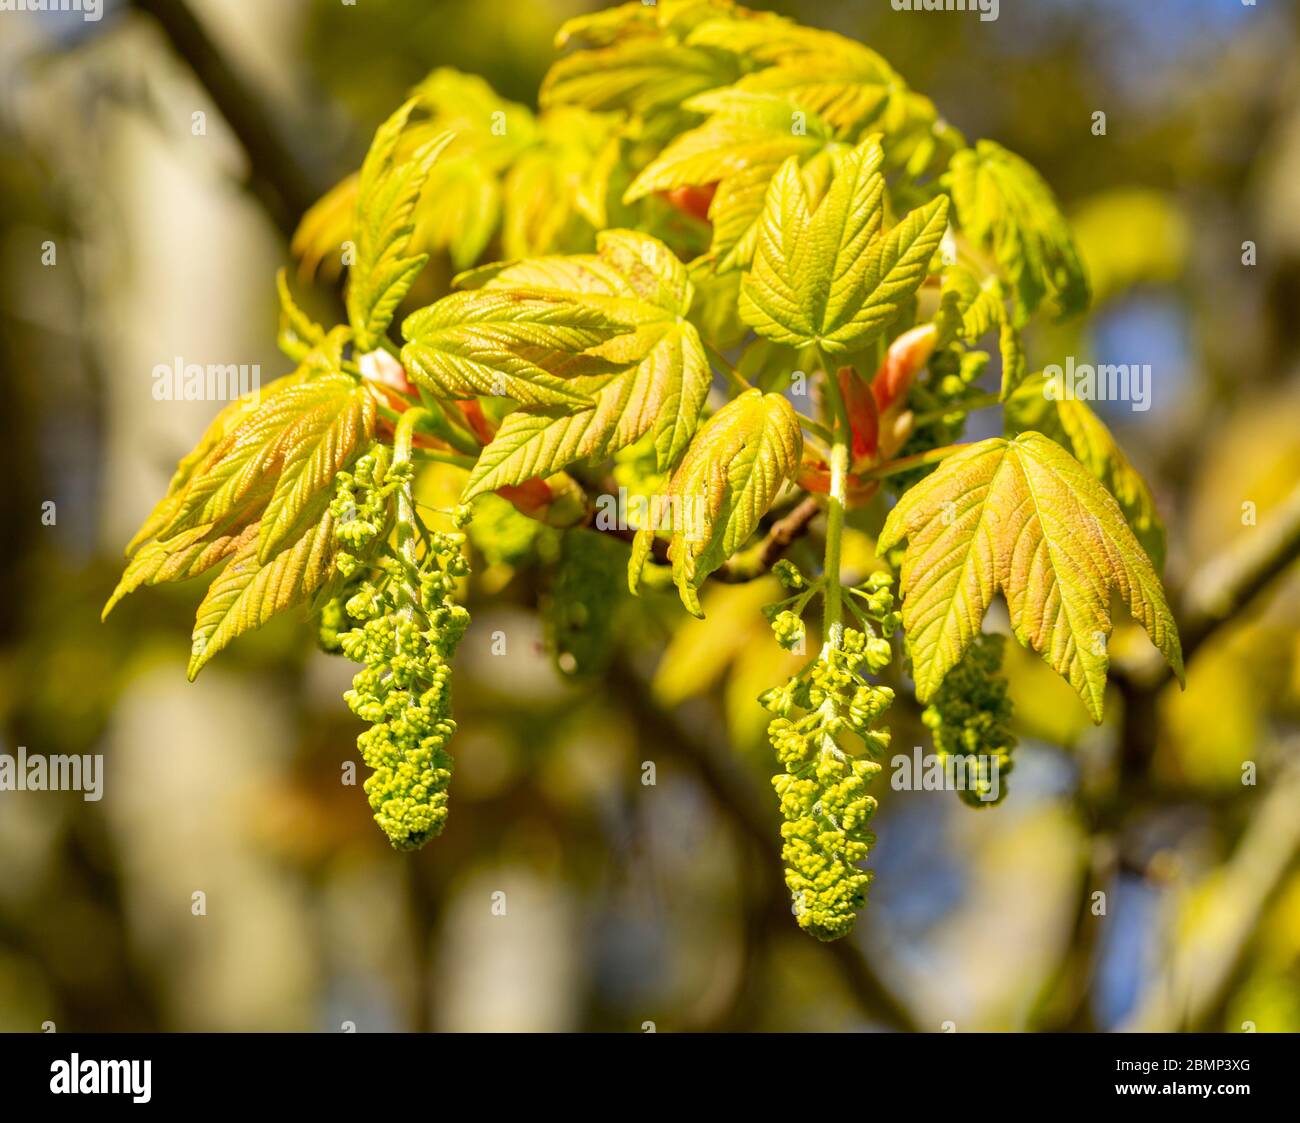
<box><xmin>586</xmin><ymin>496</ymin><xmax>821</xmax><ymax>584</ymax></box>
<box><xmin>1177</xmin><ymin>481</ymin><xmax>1300</xmax><ymax>666</ymax></box>
<box><xmin>1121</xmin><ymin>756</ymin><xmax>1300</xmax><ymax>1032</ymax></box>
<box><xmin>129</xmin><ymin>0</ymin><xmax>324</xmax><ymax>239</ymax></box>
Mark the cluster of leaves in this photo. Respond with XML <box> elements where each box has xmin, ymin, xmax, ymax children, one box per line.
<box><xmin>107</xmin><ymin>0</ymin><xmax>1183</xmax><ymax>941</ymax></box>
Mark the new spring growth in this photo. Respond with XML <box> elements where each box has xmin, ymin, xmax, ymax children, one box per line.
<box><xmin>920</xmin><ymin>632</ymin><xmax>1016</xmax><ymax>807</ymax></box>
<box><xmin>328</xmin><ymin>444</ymin><xmax>472</xmax><ymax>850</ymax></box>
<box><xmin>760</xmin><ymin>566</ymin><xmax>900</xmax><ymax>940</ymax></box>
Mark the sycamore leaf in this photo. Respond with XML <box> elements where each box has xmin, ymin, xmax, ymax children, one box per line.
<box><xmin>123</xmin><ymin>388</ymin><xmax>273</xmax><ymax>556</ymax></box>
<box><xmin>155</xmin><ymin>370</ymin><xmax>355</xmax><ymax>542</ymax></box>
<box><xmin>685</xmin><ymin>14</ymin><xmax>961</xmax><ymax>172</ymax></box>
<box><xmin>739</xmin><ymin>137</ymin><xmax>949</xmax><ymax>353</ymax></box>
<box><xmin>629</xmin><ymin>389</ymin><xmax>803</xmax><ymax>617</ymax></box>
<box><xmin>294</xmin><ymin>72</ymin><xmax>540</xmax><ymax>281</ymax></box>
<box><xmin>347</xmin><ymin>99</ymin><xmax>454</xmax><ymax>352</ymax></box>
<box><xmin>499</xmin><ymin>107</ymin><xmax>618</xmax><ymax>258</ymax></box>
<box><xmin>188</xmin><ymin>515</ymin><xmax>336</xmax><ymax>680</ymax></box>
<box><xmin>624</xmin><ymin>90</ymin><xmax>837</xmax><ymax>271</ymax></box>
<box><xmin>459</xmin><ymin>230</ymin><xmax>709</xmax><ymax>496</ymax></box>
<box><xmin>542</xmin><ymin>37</ymin><xmax>741</xmax><ymax>128</ymax></box>
<box><xmin>554</xmin><ymin>0</ymin><xmax>739</xmax><ymax>50</ymax></box>
<box><xmin>103</xmin><ymin>524</ymin><xmax>245</xmax><ymax>620</ymax></box>
<box><xmin>727</xmin><ymin>39</ymin><xmax>924</xmax><ymax>136</ymax></box>
<box><xmin>400</xmin><ymin>290</ymin><xmax>624</xmax><ymax>409</ymax></box>
<box><xmin>878</xmin><ymin>432</ymin><xmax>1182</xmax><ymax>721</ymax></box>
<box><xmin>950</xmin><ymin>140</ymin><xmax>1090</xmax><ymax>323</ymax></box>
<box><xmin>1005</xmin><ymin>375</ymin><xmax>1166</xmax><ymax>569</ymax></box>
<box><xmin>257</xmin><ymin>376</ymin><xmax>377</xmax><ymax>562</ymax></box>
<box><xmin>276</xmin><ymin>269</ymin><xmax>325</xmax><ymax>362</ymax></box>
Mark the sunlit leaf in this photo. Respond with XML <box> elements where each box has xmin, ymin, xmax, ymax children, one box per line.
<box><xmin>630</xmin><ymin>389</ymin><xmax>803</xmax><ymax>616</ymax></box>
<box><xmin>878</xmin><ymin>432</ymin><xmax>1182</xmax><ymax>721</ymax></box>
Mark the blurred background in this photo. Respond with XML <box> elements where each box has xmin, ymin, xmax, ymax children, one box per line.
<box><xmin>2</xmin><ymin>0</ymin><xmax>1300</xmax><ymax>1032</ymax></box>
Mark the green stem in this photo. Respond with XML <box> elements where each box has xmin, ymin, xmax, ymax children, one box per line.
<box><xmin>393</xmin><ymin>408</ymin><xmax>431</xmax><ymax>614</ymax></box>
<box><xmin>703</xmin><ymin>339</ymin><xmax>754</xmax><ymax>394</ymax></box>
<box><xmin>412</xmin><ymin>448</ymin><xmax>477</xmax><ymax>469</ymax></box>
<box><xmin>819</xmin><ymin>349</ymin><xmax>852</xmax><ymax>656</ymax></box>
<box><xmin>910</xmin><ymin>390</ymin><xmax>1000</xmax><ymax>429</ymax></box>
<box><xmin>795</xmin><ymin>411</ymin><xmax>835</xmax><ymax>446</ymax></box>
<box><xmin>414</xmin><ymin>387</ymin><xmax>482</xmax><ymax>456</ymax></box>
<box><xmin>857</xmin><ymin>442</ymin><xmax>969</xmax><ymax>481</ymax></box>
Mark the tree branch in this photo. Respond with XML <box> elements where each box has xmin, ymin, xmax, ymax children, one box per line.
<box><xmin>130</xmin><ymin>0</ymin><xmax>324</xmax><ymax>239</ymax></box>
<box><xmin>1121</xmin><ymin>755</ymin><xmax>1300</xmax><ymax>1032</ymax></box>
<box><xmin>1178</xmin><ymin>481</ymin><xmax>1300</xmax><ymax>664</ymax></box>
<box><xmin>586</xmin><ymin>495</ymin><xmax>822</xmax><ymax>584</ymax></box>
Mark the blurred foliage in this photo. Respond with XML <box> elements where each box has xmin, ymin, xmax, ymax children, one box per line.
<box><xmin>0</xmin><ymin>0</ymin><xmax>1298</xmax><ymax>1031</ymax></box>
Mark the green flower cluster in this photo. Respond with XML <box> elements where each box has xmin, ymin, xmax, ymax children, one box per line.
<box><xmin>328</xmin><ymin>450</ymin><xmax>471</xmax><ymax>850</ymax></box>
<box><xmin>921</xmin><ymin>632</ymin><xmax>1016</xmax><ymax>808</ymax></box>
<box><xmin>759</xmin><ymin>568</ymin><xmax>899</xmax><ymax>941</ymax></box>
<box><xmin>318</xmin><ymin>450</ymin><xmax>397</xmax><ymax>653</ymax></box>
<box><xmin>544</xmin><ymin>528</ymin><xmax>625</xmax><ymax>677</ymax></box>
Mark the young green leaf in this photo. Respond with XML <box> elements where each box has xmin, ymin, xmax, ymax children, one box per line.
<box><xmin>103</xmin><ymin>524</ymin><xmax>245</xmax><ymax>620</ymax></box>
<box><xmin>400</xmin><ymin>290</ymin><xmax>624</xmax><ymax>409</ymax></box>
<box><xmin>950</xmin><ymin>140</ymin><xmax>1090</xmax><ymax>323</ymax></box>
<box><xmin>154</xmin><ymin>370</ymin><xmax>354</xmax><ymax>542</ymax></box>
<box><xmin>878</xmin><ymin>432</ymin><xmax>1182</xmax><ymax>721</ymax></box>
<box><xmin>295</xmin><ymin>71</ymin><xmax>541</xmax><ymax>279</ymax></box>
<box><xmin>276</xmin><ymin>269</ymin><xmax>325</xmax><ymax>362</ymax></box>
<box><xmin>347</xmin><ymin>99</ymin><xmax>454</xmax><ymax>352</ymax></box>
<box><xmin>121</xmin><ymin>388</ymin><xmax>274</xmax><ymax>557</ymax></box>
<box><xmin>459</xmin><ymin>230</ymin><xmax>709</xmax><ymax>496</ymax></box>
<box><xmin>739</xmin><ymin>137</ymin><xmax>949</xmax><ymax>353</ymax></box>
<box><xmin>542</xmin><ymin>37</ymin><xmax>741</xmax><ymax>132</ymax></box>
<box><xmin>188</xmin><ymin>514</ymin><xmax>336</xmax><ymax>681</ymax></box>
<box><xmin>256</xmin><ymin>376</ymin><xmax>377</xmax><ymax>562</ymax></box>
<box><xmin>1005</xmin><ymin>375</ymin><xmax>1167</xmax><ymax>569</ymax></box>
<box><xmin>724</xmin><ymin>34</ymin><xmax>927</xmax><ymax>137</ymax></box>
<box><xmin>624</xmin><ymin>90</ymin><xmax>837</xmax><ymax>270</ymax></box>
<box><xmin>629</xmin><ymin>389</ymin><xmax>803</xmax><ymax>617</ymax></box>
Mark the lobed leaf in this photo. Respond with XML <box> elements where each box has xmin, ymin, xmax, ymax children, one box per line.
<box><xmin>460</xmin><ymin>230</ymin><xmax>709</xmax><ymax>495</ymax></box>
<box><xmin>103</xmin><ymin>524</ymin><xmax>245</xmax><ymax>620</ymax></box>
<box><xmin>629</xmin><ymin>389</ymin><xmax>803</xmax><ymax>616</ymax></box>
<box><xmin>878</xmin><ymin>432</ymin><xmax>1182</xmax><ymax>722</ymax></box>
<box><xmin>257</xmin><ymin>377</ymin><xmax>377</xmax><ymax>562</ymax></box>
<box><xmin>347</xmin><ymin>99</ymin><xmax>454</xmax><ymax>352</ymax></box>
<box><xmin>950</xmin><ymin>140</ymin><xmax>1090</xmax><ymax>323</ymax></box>
<box><xmin>739</xmin><ymin>137</ymin><xmax>949</xmax><ymax>353</ymax></box>
<box><xmin>1005</xmin><ymin>375</ymin><xmax>1166</xmax><ymax>569</ymax></box>
<box><xmin>624</xmin><ymin>90</ymin><xmax>837</xmax><ymax>271</ymax></box>
<box><xmin>400</xmin><ymin>290</ymin><xmax>626</xmax><ymax>409</ymax></box>
<box><xmin>188</xmin><ymin>515</ymin><xmax>337</xmax><ymax>680</ymax></box>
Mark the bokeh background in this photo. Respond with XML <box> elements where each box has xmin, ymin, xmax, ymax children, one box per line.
<box><xmin>3</xmin><ymin>0</ymin><xmax>1300</xmax><ymax>1032</ymax></box>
